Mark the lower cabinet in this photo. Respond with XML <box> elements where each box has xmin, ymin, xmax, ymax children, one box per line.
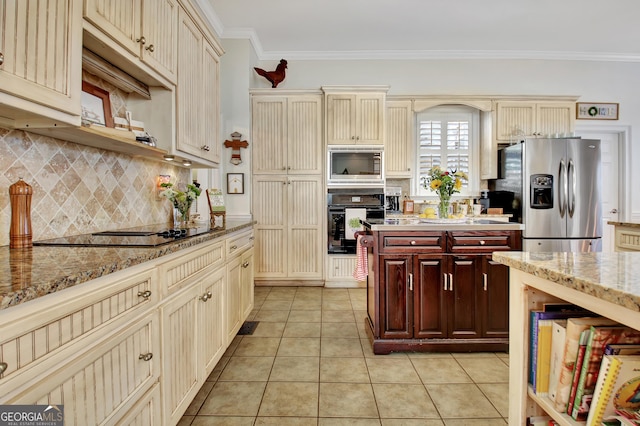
<box><xmin>370</xmin><ymin>229</ymin><xmax>519</xmax><ymax>354</ymax></box>
<box><xmin>161</xmin><ymin>266</ymin><xmax>225</xmax><ymax>425</ymax></box>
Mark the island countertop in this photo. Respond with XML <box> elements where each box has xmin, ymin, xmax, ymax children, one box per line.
<box><xmin>607</xmin><ymin>221</ymin><xmax>640</xmax><ymax>228</ymax></box>
<box><xmin>0</xmin><ymin>220</ymin><xmax>255</xmax><ymax>310</ymax></box>
<box><xmin>493</xmin><ymin>251</ymin><xmax>640</xmax><ymax>312</ymax></box>
<box><xmin>363</xmin><ymin>218</ymin><xmax>523</xmax><ymax>231</ymax></box>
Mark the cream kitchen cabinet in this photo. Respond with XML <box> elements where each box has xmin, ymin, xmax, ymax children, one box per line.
<box><xmin>83</xmin><ymin>0</ymin><xmax>178</xmax><ymax>85</ymax></box>
<box><xmin>252</xmin><ymin>175</ymin><xmax>324</xmax><ymax>283</ymax></box>
<box><xmin>161</xmin><ymin>265</ymin><xmax>225</xmax><ymax>425</ymax></box>
<box><xmin>494</xmin><ymin>100</ymin><xmax>576</xmax><ymax>141</ymax></box>
<box><xmin>385</xmin><ymin>100</ymin><xmax>414</xmax><ymax>178</ymax></box>
<box><xmin>225</xmin><ymin>230</ymin><xmax>255</xmax><ymax>342</ymax></box>
<box><xmin>324</xmin><ymin>86</ymin><xmax>388</xmax><ymax>145</ymax></box>
<box><xmin>251</xmin><ymin>92</ymin><xmax>323</xmax><ymax>175</ymax></box>
<box><xmin>173</xmin><ymin>3</ymin><xmax>222</xmax><ymax>165</ymax></box>
<box><xmin>0</xmin><ymin>0</ymin><xmax>83</xmax><ymax>127</ymax></box>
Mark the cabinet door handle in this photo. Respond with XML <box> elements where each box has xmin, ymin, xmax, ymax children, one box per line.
<box><xmin>448</xmin><ymin>273</ymin><xmax>453</xmax><ymax>291</ymax></box>
<box><xmin>137</xmin><ymin>290</ymin><xmax>152</xmax><ymax>299</ymax></box>
<box><xmin>139</xmin><ymin>353</ymin><xmax>153</xmax><ymax>361</ymax></box>
<box><xmin>0</xmin><ymin>362</ymin><xmax>7</xmax><ymax>374</ymax></box>
<box><xmin>483</xmin><ymin>273</ymin><xmax>488</xmax><ymax>291</ymax></box>
<box><xmin>443</xmin><ymin>273</ymin><xmax>448</xmax><ymax>291</ymax></box>
<box><xmin>242</xmin><ymin>261</ymin><xmax>250</xmax><ymax>268</ymax></box>
<box><xmin>0</xmin><ymin>52</ymin><xmax>4</xmax><ymax>66</ymax></box>
<box><xmin>199</xmin><ymin>292</ymin><xmax>210</xmax><ymax>302</ymax></box>
<box><xmin>145</xmin><ymin>44</ymin><xmax>155</xmax><ymax>52</ymax></box>
<box><xmin>479</xmin><ymin>240</ymin><xmax>486</xmax><ymax>245</ymax></box>
<box><xmin>136</xmin><ymin>36</ymin><xmax>146</xmax><ymax>45</ymax></box>
<box><xmin>408</xmin><ymin>273</ymin><xmax>413</xmax><ymax>291</ymax></box>
<box><xmin>201</xmin><ymin>145</ymin><xmax>210</xmax><ymax>151</ymax></box>
<box><xmin>249</xmin><ymin>236</ymin><xmax>255</xmax><ymax>240</ymax></box>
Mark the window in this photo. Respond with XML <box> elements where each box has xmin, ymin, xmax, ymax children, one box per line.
<box><xmin>414</xmin><ymin>105</ymin><xmax>479</xmax><ymax>197</ymax></box>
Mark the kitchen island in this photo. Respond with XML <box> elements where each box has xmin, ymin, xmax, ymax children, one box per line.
<box><xmin>608</xmin><ymin>220</ymin><xmax>640</xmax><ymax>251</ymax></box>
<box><xmin>493</xmin><ymin>251</ymin><xmax>640</xmax><ymax>425</ymax></box>
<box><xmin>362</xmin><ymin>218</ymin><xmax>523</xmax><ymax>354</ymax></box>
<box><xmin>0</xmin><ymin>220</ymin><xmax>255</xmax><ymax>425</ymax></box>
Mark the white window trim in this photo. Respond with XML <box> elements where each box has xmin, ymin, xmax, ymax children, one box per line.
<box><xmin>413</xmin><ymin>105</ymin><xmax>480</xmax><ymax>199</ymax></box>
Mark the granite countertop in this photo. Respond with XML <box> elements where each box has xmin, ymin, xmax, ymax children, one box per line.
<box><xmin>493</xmin><ymin>251</ymin><xmax>640</xmax><ymax>312</ymax></box>
<box><xmin>608</xmin><ymin>221</ymin><xmax>640</xmax><ymax>229</ymax></box>
<box><xmin>0</xmin><ymin>220</ymin><xmax>255</xmax><ymax>310</ymax></box>
<box><xmin>363</xmin><ymin>218</ymin><xmax>523</xmax><ymax>231</ymax></box>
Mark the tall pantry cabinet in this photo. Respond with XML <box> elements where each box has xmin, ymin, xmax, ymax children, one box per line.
<box><xmin>251</xmin><ymin>91</ymin><xmax>324</xmax><ymax>283</ymax></box>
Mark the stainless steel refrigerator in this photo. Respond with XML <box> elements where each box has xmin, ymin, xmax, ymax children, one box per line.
<box><xmin>495</xmin><ymin>138</ymin><xmax>602</xmax><ymax>252</ymax></box>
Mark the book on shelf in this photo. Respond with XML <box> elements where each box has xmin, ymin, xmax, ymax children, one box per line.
<box><xmin>567</xmin><ymin>329</ymin><xmax>592</xmax><ymax>416</ymax></box>
<box><xmin>548</xmin><ymin>320</ymin><xmax>568</xmax><ymax>402</ymax></box>
<box><xmin>527</xmin><ymin>415</ymin><xmax>553</xmax><ymax>426</ymax></box>
<box><xmin>605</xmin><ymin>344</ymin><xmax>640</xmax><ymax>356</ymax></box>
<box><xmin>571</xmin><ymin>326</ymin><xmax>640</xmax><ymax>421</ymax></box>
<box><xmin>536</xmin><ymin>319</ymin><xmax>555</xmax><ymax>395</ymax></box>
<box><xmin>552</xmin><ymin>316</ymin><xmax>616</xmax><ymax>412</ymax></box>
<box><xmin>586</xmin><ymin>354</ymin><xmax>640</xmax><ymax>426</ymax></box>
<box><xmin>529</xmin><ymin>309</ymin><xmax>597</xmax><ymax>390</ymax></box>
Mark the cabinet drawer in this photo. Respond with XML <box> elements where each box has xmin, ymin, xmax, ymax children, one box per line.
<box><xmin>379</xmin><ymin>232</ymin><xmax>445</xmax><ymax>253</ymax></box>
<box><xmin>226</xmin><ymin>230</ymin><xmax>254</xmax><ymax>258</ymax></box>
<box><xmin>160</xmin><ymin>239</ymin><xmax>225</xmax><ymax>294</ymax></box>
<box><xmin>0</xmin><ymin>268</ymin><xmax>156</xmax><ymax>384</ymax></box>
<box><xmin>448</xmin><ymin>231</ymin><xmax>519</xmax><ymax>253</ymax></box>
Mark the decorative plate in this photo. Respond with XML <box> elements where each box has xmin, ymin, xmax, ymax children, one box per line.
<box><xmin>419</xmin><ymin>218</ymin><xmax>468</xmax><ymax>224</ymax></box>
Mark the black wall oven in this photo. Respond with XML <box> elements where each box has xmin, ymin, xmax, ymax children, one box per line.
<box><xmin>327</xmin><ymin>189</ymin><xmax>384</xmax><ymax>254</ymax></box>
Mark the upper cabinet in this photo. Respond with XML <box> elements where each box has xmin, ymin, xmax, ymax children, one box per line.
<box><xmin>0</xmin><ymin>0</ymin><xmax>83</xmax><ymax>127</ymax></box>
<box><xmin>172</xmin><ymin>2</ymin><xmax>222</xmax><ymax>165</ymax></box>
<box><xmin>385</xmin><ymin>100</ymin><xmax>413</xmax><ymax>178</ymax></box>
<box><xmin>251</xmin><ymin>92</ymin><xmax>323</xmax><ymax>175</ymax></box>
<box><xmin>323</xmin><ymin>86</ymin><xmax>388</xmax><ymax>145</ymax></box>
<box><xmin>494</xmin><ymin>100</ymin><xmax>576</xmax><ymax>141</ymax></box>
<box><xmin>83</xmin><ymin>0</ymin><xmax>178</xmax><ymax>87</ymax></box>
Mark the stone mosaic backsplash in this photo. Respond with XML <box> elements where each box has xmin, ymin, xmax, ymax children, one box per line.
<box><xmin>0</xmin><ymin>127</ymin><xmax>189</xmax><ymax>247</ymax></box>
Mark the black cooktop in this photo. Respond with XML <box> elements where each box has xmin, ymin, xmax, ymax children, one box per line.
<box><xmin>33</xmin><ymin>225</ymin><xmax>212</xmax><ymax>247</ymax></box>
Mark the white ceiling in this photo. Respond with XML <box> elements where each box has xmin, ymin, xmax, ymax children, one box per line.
<box><xmin>202</xmin><ymin>0</ymin><xmax>640</xmax><ymax>61</ymax></box>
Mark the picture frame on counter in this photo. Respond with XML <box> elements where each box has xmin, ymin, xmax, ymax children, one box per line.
<box><xmin>227</xmin><ymin>173</ymin><xmax>244</xmax><ymax>194</ymax></box>
<box><xmin>576</xmin><ymin>102</ymin><xmax>619</xmax><ymax>120</ymax></box>
<box><xmin>81</xmin><ymin>81</ymin><xmax>114</xmax><ymax>127</ymax></box>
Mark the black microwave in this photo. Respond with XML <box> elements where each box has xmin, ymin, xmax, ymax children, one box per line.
<box><xmin>327</xmin><ymin>146</ymin><xmax>384</xmax><ymax>187</ymax></box>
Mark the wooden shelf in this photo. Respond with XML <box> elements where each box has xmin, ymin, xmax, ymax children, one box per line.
<box><xmin>25</xmin><ymin>125</ymin><xmax>169</xmax><ymax>162</ymax></box>
<box><xmin>527</xmin><ymin>386</ymin><xmax>584</xmax><ymax>426</ymax></box>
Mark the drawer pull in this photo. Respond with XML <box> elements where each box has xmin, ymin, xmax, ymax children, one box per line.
<box><xmin>230</xmin><ymin>245</ymin><xmax>238</xmax><ymax>251</ymax></box>
<box><xmin>0</xmin><ymin>362</ymin><xmax>7</xmax><ymax>374</ymax></box>
<box><xmin>408</xmin><ymin>273</ymin><xmax>413</xmax><ymax>291</ymax></box>
<box><xmin>0</xmin><ymin>53</ymin><xmax>4</xmax><ymax>66</ymax></box>
<box><xmin>448</xmin><ymin>273</ymin><xmax>453</xmax><ymax>291</ymax></box>
<box><xmin>479</xmin><ymin>240</ymin><xmax>486</xmax><ymax>245</ymax></box>
<box><xmin>137</xmin><ymin>290</ymin><xmax>152</xmax><ymax>299</ymax></box>
<box><xmin>443</xmin><ymin>273</ymin><xmax>448</xmax><ymax>291</ymax></box>
<box><xmin>242</xmin><ymin>261</ymin><xmax>250</xmax><ymax>268</ymax></box>
<box><xmin>139</xmin><ymin>353</ymin><xmax>153</xmax><ymax>361</ymax></box>
<box><xmin>483</xmin><ymin>273</ymin><xmax>488</xmax><ymax>291</ymax></box>
<box><xmin>249</xmin><ymin>236</ymin><xmax>255</xmax><ymax>240</ymax></box>
<box><xmin>410</xmin><ymin>240</ymin><xmax>416</xmax><ymax>245</ymax></box>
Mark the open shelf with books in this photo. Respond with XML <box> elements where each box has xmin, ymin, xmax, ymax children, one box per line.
<box><xmin>508</xmin><ymin>268</ymin><xmax>640</xmax><ymax>426</ymax></box>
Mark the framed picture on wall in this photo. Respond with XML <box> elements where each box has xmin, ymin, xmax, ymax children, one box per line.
<box><xmin>81</xmin><ymin>81</ymin><xmax>114</xmax><ymax>127</ymax></box>
<box><xmin>227</xmin><ymin>173</ymin><xmax>244</xmax><ymax>194</ymax></box>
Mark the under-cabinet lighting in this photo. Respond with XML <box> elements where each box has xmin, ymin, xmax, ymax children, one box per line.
<box><xmin>182</xmin><ymin>160</ymin><xmax>192</xmax><ymax>167</ymax></box>
<box><xmin>163</xmin><ymin>155</ymin><xmax>175</xmax><ymax>161</ymax></box>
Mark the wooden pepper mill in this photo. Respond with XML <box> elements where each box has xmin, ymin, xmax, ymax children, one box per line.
<box><xmin>9</xmin><ymin>178</ymin><xmax>33</xmax><ymax>248</ymax></box>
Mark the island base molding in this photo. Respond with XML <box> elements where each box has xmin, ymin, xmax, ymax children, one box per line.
<box><xmin>365</xmin><ymin>318</ymin><xmax>508</xmax><ymax>355</ymax></box>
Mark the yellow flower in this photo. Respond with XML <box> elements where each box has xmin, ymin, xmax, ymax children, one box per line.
<box><xmin>454</xmin><ymin>178</ymin><xmax>462</xmax><ymax>190</ymax></box>
<box><xmin>430</xmin><ymin>179</ymin><xmax>442</xmax><ymax>190</ymax></box>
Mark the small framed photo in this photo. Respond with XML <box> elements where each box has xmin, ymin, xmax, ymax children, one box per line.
<box><xmin>227</xmin><ymin>173</ymin><xmax>244</xmax><ymax>194</ymax></box>
<box><xmin>576</xmin><ymin>102</ymin><xmax>619</xmax><ymax>120</ymax></box>
<box><xmin>81</xmin><ymin>81</ymin><xmax>114</xmax><ymax>127</ymax></box>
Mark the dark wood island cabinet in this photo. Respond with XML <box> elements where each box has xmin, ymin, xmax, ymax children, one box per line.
<box><xmin>362</xmin><ymin>220</ymin><xmax>522</xmax><ymax>354</ymax></box>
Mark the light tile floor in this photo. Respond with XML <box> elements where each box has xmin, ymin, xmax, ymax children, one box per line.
<box><xmin>179</xmin><ymin>286</ymin><xmax>510</xmax><ymax>425</ymax></box>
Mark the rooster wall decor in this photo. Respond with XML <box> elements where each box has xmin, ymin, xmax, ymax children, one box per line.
<box><xmin>254</xmin><ymin>59</ymin><xmax>287</xmax><ymax>88</ymax></box>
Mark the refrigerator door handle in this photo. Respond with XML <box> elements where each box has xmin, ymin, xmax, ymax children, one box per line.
<box><xmin>568</xmin><ymin>159</ymin><xmax>576</xmax><ymax>218</ymax></box>
<box><xmin>558</xmin><ymin>159</ymin><xmax>567</xmax><ymax>218</ymax></box>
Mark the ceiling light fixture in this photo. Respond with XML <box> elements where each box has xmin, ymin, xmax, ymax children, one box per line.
<box><xmin>182</xmin><ymin>160</ymin><xmax>192</xmax><ymax>167</ymax></box>
<box><xmin>163</xmin><ymin>155</ymin><xmax>175</xmax><ymax>161</ymax></box>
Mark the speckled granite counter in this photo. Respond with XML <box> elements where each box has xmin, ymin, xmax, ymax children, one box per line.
<box><xmin>493</xmin><ymin>251</ymin><xmax>640</xmax><ymax>312</ymax></box>
<box><xmin>0</xmin><ymin>220</ymin><xmax>254</xmax><ymax>310</ymax></box>
<box><xmin>608</xmin><ymin>221</ymin><xmax>640</xmax><ymax>229</ymax></box>
<box><xmin>364</xmin><ymin>217</ymin><xmax>523</xmax><ymax>231</ymax></box>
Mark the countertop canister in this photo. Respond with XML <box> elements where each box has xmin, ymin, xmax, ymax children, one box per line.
<box><xmin>9</xmin><ymin>178</ymin><xmax>33</xmax><ymax>248</ymax></box>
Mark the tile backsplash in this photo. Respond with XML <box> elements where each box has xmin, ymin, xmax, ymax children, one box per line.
<box><xmin>0</xmin><ymin>127</ymin><xmax>189</xmax><ymax>246</ymax></box>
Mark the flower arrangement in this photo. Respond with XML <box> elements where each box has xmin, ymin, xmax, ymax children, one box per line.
<box><xmin>421</xmin><ymin>166</ymin><xmax>468</xmax><ymax>219</ymax></box>
<box><xmin>160</xmin><ymin>181</ymin><xmax>201</xmax><ymax>225</ymax></box>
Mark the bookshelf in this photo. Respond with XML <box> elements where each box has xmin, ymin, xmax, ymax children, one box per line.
<box><xmin>495</xmin><ymin>252</ymin><xmax>640</xmax><ymax>425</ymax></box>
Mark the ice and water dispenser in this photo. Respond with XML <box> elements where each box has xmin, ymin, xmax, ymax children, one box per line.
<box><xmin>530</xmin><ymin>174</ymin><xmax>553</xmax><ymax>209</ymax></box>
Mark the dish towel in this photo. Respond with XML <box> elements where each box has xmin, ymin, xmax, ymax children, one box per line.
<box><xmin>353</xmin><ymin>234</ymin><xmax>368</xmax><ymax>281</ymax></box>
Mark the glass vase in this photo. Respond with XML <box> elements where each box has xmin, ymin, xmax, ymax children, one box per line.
<box><xmin>438</xmin><ymin>196</ymin><xmax>451</xmax><ymax>219</ymax></box>
<box><xmin>173</xmin><ymin>205</ymin><xmax>191</xmax><ymax>228</ymax></box>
